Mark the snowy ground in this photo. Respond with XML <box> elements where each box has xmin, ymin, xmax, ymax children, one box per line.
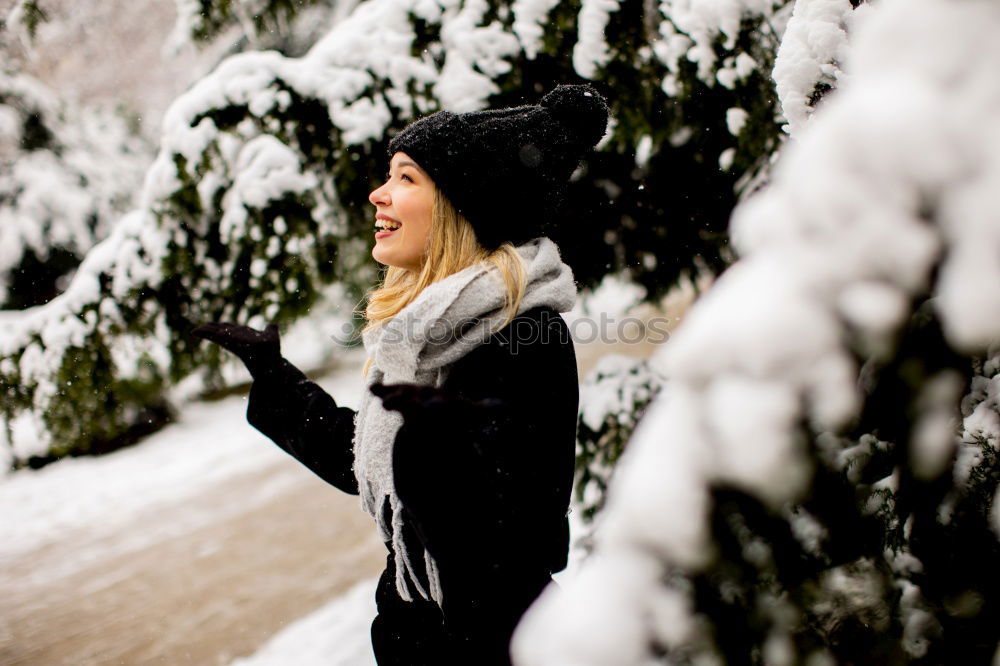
<box><xmin>0</xmin><ymin>346</ymin><xmax>368</xmax><ymax>572</ymax></box>
<box><xmin>0</xmin><ymin>347</ymin><xmax>388</xmax><ymax>665</ymax></box>
<box><xmin>231</xmin><ymin>578</ymin><xmax>378</xmax><ymax>666</ymax></box>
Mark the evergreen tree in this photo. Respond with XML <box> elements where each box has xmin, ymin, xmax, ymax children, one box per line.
<box><xmin>169</xmin><ymin>0</ymin><xmax>329</xmax><ymax>50</ymax></box>
<box><xmin>514</xmin><ymin>0</ymin><xmax>1000</xmax><ymax>663</ymax></box>
<box><xmin>0</xmin><ymin>70</ymin><xmax>149</xmax><ymax>310</ymax></box>
<box><xmin>1</xmin><ymin>0</ymin><xmax>48</xmax><ymax>40</ymax></box>
<box><xmin>164</xmin><ymin>0</ymin><xmax>352</xmax><ymax>60</ymax></box>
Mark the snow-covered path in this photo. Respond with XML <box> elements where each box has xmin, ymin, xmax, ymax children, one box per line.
<box><xmin>0</xmin><ymin>348</ymin><xmax>385</xmax><ymax>665</ymax></box>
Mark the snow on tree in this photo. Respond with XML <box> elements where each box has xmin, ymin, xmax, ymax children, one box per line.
<box><xmin>771</xmin><ymin>0</ymin><xmax>871</xmax><ymax>136</ymax></box>
<box><xmin>1</xmin><ymin>0</ymin><xmax>48</xmax><ymax>41</ymax></box>
<box><xmin>563</xmin><ymin>0</ymin><xmax>791</xmax><ymax>297</ymax></box>
<box><xmin>168</xmin><ymin>0</ymin><xmax>327</xmax><ymax>50</ymax></box>
<box><xmin>1</xmin><ymin>0</ymin><xmax>794</xmax><ymax>467</ymax></box>
<box><xmin>512</xmin><ymin>0</ymin><xmax>1000</xmax><ymax>663</ymax></box>
<box><xmin>564</xmin><ymin>0</ymin><xmax>873</xmax><ymax>523</ymax></box>
<box><xmin>0</xmin><ymin>69</ymin><xmax>149</xmax><ymax>309</ymax></box>
<box><xmin>165</xmin><ymin>0</ymin><xmax>359</xmax><ymax>59</ymax></box>
<box><xmin>576</xmin><ymin>353</ymin><xmax>667</xmax><ymax>524</ymax></box>
<box><xmin>7</xmin><ymin>0</ymin><xmax>331</xmax><ymax>52</ymax></box>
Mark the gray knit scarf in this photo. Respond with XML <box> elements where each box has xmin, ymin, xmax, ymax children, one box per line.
<box><xmin>352</xmin><ymin>236</ymin><xmax>577</xmax><ymax>606</ymax></box>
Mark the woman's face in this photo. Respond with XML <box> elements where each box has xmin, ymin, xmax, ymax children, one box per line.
<box><xmin>369</xmin><ymin>151</ymin><xmax>434</xmax><ymax>272</ymax></box>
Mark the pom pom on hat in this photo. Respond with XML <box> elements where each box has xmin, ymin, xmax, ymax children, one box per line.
<box><xmin>540</xmin><ymin>84</ymin><xmax>609</xmax><ymax>148</ymax></box>
<box><xmin>387</xmin><ymin>84</ymin><xmax>610</xmax><ymax>250</ymax></box>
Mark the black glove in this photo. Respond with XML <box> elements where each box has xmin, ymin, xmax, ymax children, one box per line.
<box><xmin>370</xmin><ymin>382</ymin><xmax>502</xmax><ymax>430</ymax></box>
<box><xmin>192</xmin><ymin>322</ymin><xmax>282</xmax><ymax>379</ymax></box>
<box><xmin>370</xmin><ymin>383</ymin><xmax>450</xmax><ymax>419</ymax></box>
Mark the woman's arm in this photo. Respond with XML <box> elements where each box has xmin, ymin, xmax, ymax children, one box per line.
<box><xmin>247</xmin><ymin>358</ymin><xmax>360</xmax><ymax>495</ymax></box>
<box><xmin>192</xmin><ymin>322</ymin><xmax>359</xmax><ymax>495</ymax></box>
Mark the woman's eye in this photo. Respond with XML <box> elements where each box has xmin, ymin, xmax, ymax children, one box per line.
<box><xmin>401</xmin><ymin>174</ymin><xmax>413</xmax><ymax>182</ymax></box>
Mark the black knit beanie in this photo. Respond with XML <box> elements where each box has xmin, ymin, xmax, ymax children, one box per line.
<box><xmin>387</xmin><ymin>84</ymin><xmax>609</xmax><ymax>251</ymax></box>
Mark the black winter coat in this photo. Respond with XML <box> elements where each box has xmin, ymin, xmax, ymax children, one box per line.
<box><xmin>245</xmin><ymin>304</ymin><xmax>580</xmax><ymax>665</ymax></box>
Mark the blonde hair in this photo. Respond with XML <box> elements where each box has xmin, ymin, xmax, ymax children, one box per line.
<box><xmin>358</xmin><ymin>186</ymin><xmax>527</xmax><ymax>376</ymax></box>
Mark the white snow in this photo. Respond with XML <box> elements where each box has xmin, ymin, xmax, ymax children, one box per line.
<box><xmin>725</xmin><ymin>106</ymin><xmax>749</xmax><ymax>136</ymax></box>
<box><xmin>961</xmin><ymin>358</ymin><xmax>1000</xmax><ymax>453</ymax></box>
<box><xmin>772</xmin><ymin>0</ymin><xmax>864</xmax><ymax>136</ymax></box>
<box><xmin>573</xmin><ymin>0</ymin><xmax>621</xmax><ymax>79</ymax></box>
<box><xmin>634</xmin><ymin>134</ymin><xmax>654</xmax><ymax>167</ymax></box>
<box><xmin>164</xmin><ymin>0</ymin><xmax>204</xmax><ymax>53</ymax></box>
<box><xmin>655</xmin><ymin>0</ymin><xmax>777</xmax><ymax>84</ymax></box>
<box><xmin>433</xmin><ymin>0</ymin><xmax>520</xmax><ymax>112</ymax></box>
<box><xmin>512</xmin><ymin>0</ymin><xmax>561</xmax><ymax>59</ymax></box>
<box><xmin>837</xmin><ymin>280</ymin><xmax>909</xmax><ymax>356</ymax></box>
<box><xmin>578</xmin><ymin>354</ymin><xmax>665</xmax><ymax>432</ymax></box>
<box><xmin>717</xmin><ymin>52</ymin><xmax>757</xmax><ymax>89</ymax></box>
<box><xmin>568</xmin><ymin>270</ymin><xmax>647</xmax><ymax>320</ymax></box>
<box><xmin>0</xmin><ymin>70</ymin><xmax>150</xmax><ymax>304</ymax></box>
<box><xmin>718</xmin><ymin>146</ymin><xmax>736</xmax><ymax>171</ymax></box>
<box><xmin>0</xmin><ymin>347</ymin><xmax>367</xmax><ymax>561</ymax></box>
<box><xmin>230</xmin><ymin>578</ymin><xmax>379</xmax><ymax>666</ymax></box>
<box><xmin>910</xmin><ymin>370</ymin><xmax>964</xmax><ymax>480</ymax></box>
<box><xmin>0</xmin><ymin>207</ymin><xmax>176</xmax><ymax>460</ymax></box>
<box><xmin>220</xmin><ymin>135</ymin><xmax>319</xmax><ymax>243</ymax></box>
<box><xmin>515</xmin><ymin>550</ymin><xmax>677</xmax><ymax>666</ymax></box>
<box><xmin>704</xmin><ymin>374</ymin><xmax>811</xmax><ymax>504</ymax></box>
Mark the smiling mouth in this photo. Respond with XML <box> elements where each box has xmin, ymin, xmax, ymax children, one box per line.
<box><xmin>375</xmin><ymin>216</ymin><xmax>401</xmax><ymax>238</ymax></box>
<box><xmin>374</xmin><ymin>223</ymin><xmax>401</xmax><ymax>239</ymax></box>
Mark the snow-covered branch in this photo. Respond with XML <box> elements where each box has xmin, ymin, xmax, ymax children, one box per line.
<box><xmin>514</xmin><ymin>0</ymin><xmax>1000</xmax><ymax>662</ymax></box>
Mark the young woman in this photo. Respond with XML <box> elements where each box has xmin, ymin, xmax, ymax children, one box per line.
<box><xmin>194</xmin><ymin>84</ymin><xmax>609</xmax><ymax>665</ymax></box>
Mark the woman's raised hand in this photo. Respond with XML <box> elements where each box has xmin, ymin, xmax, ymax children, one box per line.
<box><xmin>192</xmin><ymin>322</ymin><xmax>282</xmax><ymax>379</ymax></box>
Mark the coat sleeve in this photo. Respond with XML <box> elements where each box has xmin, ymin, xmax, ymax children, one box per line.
<box><xmin>391</xmin><ymin>308</ymin><xmax>579</xmax><ymax>585</ymax></box>
<box><xmin>246</xmin><ymin>358</ymin><xmax>359</xmax><ymax>495</ymax></box>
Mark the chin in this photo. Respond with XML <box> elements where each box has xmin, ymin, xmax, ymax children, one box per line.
<box><xmin>372</xmin><ymin>251</ymin><xmax>409</xmax><ymax>271</ymax></box>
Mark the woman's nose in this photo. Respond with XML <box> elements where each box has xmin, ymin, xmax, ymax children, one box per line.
<box><xmin>369</xmin><ymin>183</ymin><xmax>389</xmax><ymax>206</ymax></box>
